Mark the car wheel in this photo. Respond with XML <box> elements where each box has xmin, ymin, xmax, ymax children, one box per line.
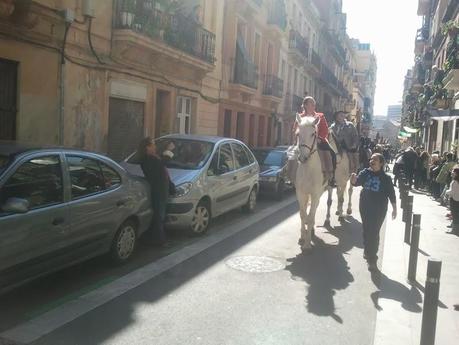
<box><xmin>190</xmin><ymin>200</ymin><xmax>211</xmax><ymax>235</ymax></box>
<box><xmin>110</xmin><ymin>220</ymin><xmax>137</xmax><ymax>264</ymax></box>
<box><xmin>243</xmin><ymin>187</ymin><xmax>257</xmax><ymax>213</ymax></box>
<box><xmin>275</xmin><ymin>180</ymin><xmax>285</xmax><ymax>201</ymax></box>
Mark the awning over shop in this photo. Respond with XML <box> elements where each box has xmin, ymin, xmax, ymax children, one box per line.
<box><xmin>403</xmin><ymin>126</ymin><xmax>420</xmax><ymax>133</ymax></box>
<box><xmin>427</xmin><ymin>107</ymin><xmax>459</xmax><ymax>121</ymax></box>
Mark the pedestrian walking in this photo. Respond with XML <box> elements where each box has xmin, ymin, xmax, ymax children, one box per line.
<box><xmin>137</xmin><ymin>137</ymin><xmax>175</xmax><ymax>247</ymax></box>
<box><xmin>403</xmin><ymin>147</ymin><xmax>417</xmax><ymax>189</ymax></box>
<box><xmin>351</xmin><ymin>153</ymin><xmax>397</xmax><ymax>271</ymax></box>
<box><xmin>445</xmin><ymin>165</ymin><xmax>459</xmax><ymax>235</ymax></box>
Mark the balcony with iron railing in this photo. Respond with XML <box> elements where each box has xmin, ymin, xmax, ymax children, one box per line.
<box><xmin>263</xmin><ymin>75</ymin><xmax>284</xmax><ymax>99</ymax></box>
<box><xmin>230</xmin><ymin>57</ymin><xmax>259</xmax><ymax>90</ymax></box>
<box><xmin>321</xmin><ymin>65</ymin><xmax>338</xmax><ymax>89</ymax></box>
<box><xmin>415</xmin><ymin>26</ymin><xmax>429</xmax><ymax>55</ymax></box>
<box><xmin>289</xmin><ymin>30</ymin><xmax>309</xmax><ymax>61</ymax></box>
<box><xmin>311</xmin><ymin>50</ymin><xmax>321</xmax><ymax>71</ymax></box>
<box><xmin>114</xmin><ymin>0</ymin><xmax>216</xmax><ymax>65</ymax></box>
<box><xmin>268</xmin><ymin>0</ymin><xmax>287</xmax><ymax>32</ymax></box>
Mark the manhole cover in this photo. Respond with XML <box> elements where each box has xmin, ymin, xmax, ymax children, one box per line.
<box><xmin>225</xmin><ymin>256</ymin><xmax>285</xmax><ymax>273</ymax></box>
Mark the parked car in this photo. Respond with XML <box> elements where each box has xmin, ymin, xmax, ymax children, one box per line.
<box><xmin>252</xmin><ymin>147</ymin><xmax>291</xmax><ymax>200</ymax></box>
<box><xmin>0</xmin><ymin>142</ymin><xmax>152</xmax><ymax>293</ymax></box>
<box><xmin>123</xmin><ymin>134</ymin><xmax>259</xmax><ymax>235</ymax></box>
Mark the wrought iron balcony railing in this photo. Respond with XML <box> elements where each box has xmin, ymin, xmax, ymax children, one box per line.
<box><xmin>311</xmin><ymin>50</ymin><xmax>321</xmax><ymax>70</ymax></box>
<box><xmin>115</xmin><ymin>0</ymin><xmax>216</xmax><ymax>64</ymax></box>
<box><xmin>231</xmin><ymin>57</ymin><xmax>259</xmax><ymax>90</ymax></box>
<box><xmin>263</xmin><ymin>75</ymin><xmax>284</xmax><ymax>98</ymax></box>
<box><xmin>268</xmin><ymin>0</ymin><xmax>287</xmax><ymax>30</ymax></box>
<box><xmin>289</xmin><ymin>30</ymin><xmax>309</xmax><ymax>59</ymax></box>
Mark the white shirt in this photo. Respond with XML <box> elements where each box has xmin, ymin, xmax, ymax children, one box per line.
<box><xmin>446</xmin><ymin>180</ymin><xmax>459</xmax><ymax>201</ymax></box>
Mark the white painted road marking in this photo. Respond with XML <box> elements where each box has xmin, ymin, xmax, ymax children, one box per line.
<box><xmin>1</xmin><ymin>196</ymin><xmax>297</xmax><ymax>344</ymax></box>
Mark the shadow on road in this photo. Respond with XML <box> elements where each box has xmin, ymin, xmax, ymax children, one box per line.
<box><xmin>370</xmin><ymin>270</ymin><xmax>422</xmax><ymax>313</ymax></box>
<box><xmin>30</xmin><ymin>202</ymin><xmax>300</xmax><ymax>345</ymax></box>
<box><xmin>284</xmin><ymin>216</ymin><xmax>363</xmax><ymax>324</ymax></box>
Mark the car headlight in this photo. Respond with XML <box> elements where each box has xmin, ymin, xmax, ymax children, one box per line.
<box><xmin>174</xmin><ymin>182</ymin><xmax>193</xmax><ymax>198</ymax></box>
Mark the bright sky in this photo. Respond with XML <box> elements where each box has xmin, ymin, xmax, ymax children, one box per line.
<box><xmin>342</xmin><ymin>0</ymin><xmax>422</xmax><ymax>116</ymax></box>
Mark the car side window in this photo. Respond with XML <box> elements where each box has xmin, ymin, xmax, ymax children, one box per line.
<box><xmin>67</xmin><ymin>156</ymin><xmax>105</xmax><ymax>200</ymax></box>
<box><xmin>0</xmin><ymin>155</ymin><xmax>63</xmax><ymax>211</ymax></box>
<box><xmin>207</xmin><ymin>149</ymin><xmax>219</xmax><ymax>176</ymax></box>
<box><xmin>232</xmin><ymin>143</ymin><xmax>250</xmax><ymax>169</ymax></box>
<box><xmin>243</xmin><ymin>145</ymin><xmax>256</xmax><ymax>164</ymax></box>
<box><xmin>100</xmin><ymin>162</ymin><xmax>122</xmax><ymax>189</ymax></box>
<box><xmin>218</xmin><ymin>143</ymin><xmax>234</xmax><ymax>174</ymax></box>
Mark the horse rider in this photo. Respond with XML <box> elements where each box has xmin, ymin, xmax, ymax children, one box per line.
<box><xmin>330</xmin><ymin>111</ymin><xmax>360</xmax><ymax>175</ymax></box>
<box><xmin>293</xmin><ymin>96</ymin><xmax>336</xmax><ymax>187</ymax></box>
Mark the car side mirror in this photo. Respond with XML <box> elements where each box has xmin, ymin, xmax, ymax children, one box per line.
<box><xmin>2</xmin><ymin>198</ymin><xmax>30</xmax><ymax>214</ymax></box>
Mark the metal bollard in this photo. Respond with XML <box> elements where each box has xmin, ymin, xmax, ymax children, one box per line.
<box><xmin>408</xmin><ymin>214</ymin><xmax>421</xmax><ymax>282</ymax></box>
<box><xmin>401</xmin><ymin>189</ymin><xmax>408</xmax><ymax>210</ymax></box>
<box><xmin>420</xmin><ymin>259</ymin><xmax>442</xmax><ymax>345</ymax></box>
<box><xmin>404</xmin><ymin>196</ymin><xmax>414</xmax><ymax>242</ymax></box>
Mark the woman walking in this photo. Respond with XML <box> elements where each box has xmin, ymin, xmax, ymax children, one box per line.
<box><xmin>351</xmin><ymin>153</ymin><xmax>397</xmax><ymax>271</ymax></box>
<box><xmin>138</xmin><ymin>137</ymin><xmax>175</xmax><ymax>246</ymax></box>
<box><xmin>446</xmin><ymin>166</ymin><xmax>459</xmax><ymax>235</ymax></box>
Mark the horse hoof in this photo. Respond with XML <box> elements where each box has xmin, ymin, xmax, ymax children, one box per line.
<box><xmin>301</xmin><ymin>246</ymin><xmax>313</xmax><ymax>254</ymax></box>
<box><xmin>324</xmin><ymin>220</ymin><xmax>330</xmax><ymax>228</ymax></box>
<box><xmin>338</xmin><ymin>216</ymin><xmax>345</xmax><ymax>222</ymax></box>
<box><xmin>298</xmin><ymin>238</ymin><xmax>305</xmax><ymax>246</ymax></box>
<box><xmin>335</xmin><ymin>211</ymin><xmax>340</xmax><ymax>216</ymax></box>
<box><xmin>347</xmin><ymin>209</ymin><xmax>352</xmax><ymax>215</ymax></box>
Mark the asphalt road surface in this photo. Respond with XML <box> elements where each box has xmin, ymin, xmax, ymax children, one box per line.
<box><xmin>1</xmin><ymin>188</ymin><xmax>385</xmax><ymax>345</ymax></box>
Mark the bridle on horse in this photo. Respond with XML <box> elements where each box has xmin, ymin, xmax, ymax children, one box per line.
<box><xmin>298</xmin><ymin>131</ymin><xmax>317</xmax><ymax>164</ymax></box>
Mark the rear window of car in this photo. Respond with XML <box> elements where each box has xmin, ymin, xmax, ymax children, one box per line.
<box><xmin>0</xmin><ymin>155</ymin><xmax>10</xmax><ymax>175</ymax></box>
<box><xmin>253</xmin><ymin>150</ymin><xmax>284</xmax><ymax>167</ymax></box>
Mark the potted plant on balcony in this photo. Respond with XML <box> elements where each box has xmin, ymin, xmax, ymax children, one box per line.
<box><xmin>431</xmin><ymin>86</ymin><xmax>449</xmax><ymax>109</ymax></box>
<box><xmin>120</xmin><ymin>0</ymin><xmax>136</xmax><ymax>28</ymax></box>
<box><xmin>442</xmin><ymin>20</ymin><xmax>459</xmax><ymax>38</ymax></box>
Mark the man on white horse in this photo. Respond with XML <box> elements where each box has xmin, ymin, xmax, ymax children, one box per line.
<box><xmin>293</xmin><ymin>96</ymin><xmax>336</xmax><ymax>187</ymax></box>
<box><xmin>330</xmin><ymin>111</ymin><xmax>360</xmax><ymax>175</ymax></box>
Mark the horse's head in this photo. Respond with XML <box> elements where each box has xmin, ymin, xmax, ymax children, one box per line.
<box><xmin>296</xmin><ymin>113</ymin><xmax>319</xmax><ymax>163</ymax></box>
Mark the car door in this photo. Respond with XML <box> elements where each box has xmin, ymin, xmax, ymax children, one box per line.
<box><xmin>231</xmin><ymin>142</ymin><xmax>255</xmax><ymax>206</ymax></box>
<box><xmin>64</xmin><ymin>154</ymin><xmax>126</xmax><ymax>257</ymax></box>
<box><xmin>0</xmin><ymin>153</ymin><xmax>69</xmax><ymax>289</ymax></box>
<box><xmin>207</xmin><ymin>143</ymin><xmax>239</xmax><ymax>215</ymax></box>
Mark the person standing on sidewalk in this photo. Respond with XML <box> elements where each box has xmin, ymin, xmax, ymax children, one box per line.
<box><xmin>445</xmin><ymin>165</ymin><xmax>459</xmax><ymax>235</ymax></box>
<box><xmin>351</xmin><ymin>153</ymin><xmax>397</xmax><ymax>271</ymax></box>
<box><xmin>137</xmin><ymin>137</ymin><xmax>175</xmax><ymax>247</ymax></box>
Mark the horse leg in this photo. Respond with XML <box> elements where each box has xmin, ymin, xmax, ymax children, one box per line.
<box><xmin>306</xmin><ymin>196</ymin><xmax>321</xmax><ymax>246</ymax></box>
<box><xmin>337</xmin><ymin>185</ymin><xmax>345</xmax><ymax>222</ymax></box>
<box><xmin>325</xmin><ymin>186</ymin><xmax>332</xmax><ymax>227</ymax></box>
<box><xmin>297</xmin><ymin>193</ymin><xmax>309</xmax><ymax>247</ymax></box>
<box><xmin>347</xmin><ymin>183</ymin><xmax>353</xmax><ymax>215</ymax></box>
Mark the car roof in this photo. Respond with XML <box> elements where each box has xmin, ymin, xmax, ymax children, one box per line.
<box><xmin>252</xmin><ymin>147</ymin><xmax>287</xmax><ymax>152</ymax></box>
<box><xmin>158</xmin><ymin>134</ymin><xmax>237</xmax><ymax>144</ymax></box>
<box><xmin>0</xmin><ymin>141</ymin><xmax>107</xmax><ymax>158</ymax></box>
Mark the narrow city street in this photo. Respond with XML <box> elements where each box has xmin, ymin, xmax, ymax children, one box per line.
<box><xmin>1</xmin><ymin>189</ymin><xmax>383</xmax><ymax>345</ymax></box>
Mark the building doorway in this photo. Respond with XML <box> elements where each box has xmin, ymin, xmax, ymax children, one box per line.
<box><xmin>0</xmin><ymin>58</ymin><xmax>18</xmax><ymax>140</ymax></box>
<box><xmin>108</xmin><ymin>97</ymin><xmax>145</xmax><ymax>162</ymax></box>
<box><xmin>156</xmin><ymin>90</ymin><xmax>171</xmax><ymax>138</ymax></box>
<box><xmin>223</xmin><ymin>110</ymin><xmax>232</xmax><ymax>137</ymax></box>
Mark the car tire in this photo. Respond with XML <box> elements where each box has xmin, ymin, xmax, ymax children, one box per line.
<box><xmin>243</xmin><ymin>187</ymin><xmax>257</xmax><ymax>213</ymax></box>
<box><xmin>110</xmin><ymin>220</ymin><xmax>137</xmax><ymax>264</ymax></box>
<box><xmin>190</xmin><ymin>200</ymin><xmax>211</xmax><ymax>236</ymax></box>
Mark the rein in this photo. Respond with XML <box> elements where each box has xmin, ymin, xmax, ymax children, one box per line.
<box><xmin>298</xmin><ymin>132</ymin><xmax>317</xmax><ymax>164</ymax></box>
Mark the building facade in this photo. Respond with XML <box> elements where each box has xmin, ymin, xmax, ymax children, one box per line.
<box><xmin>0</xmin><ymin>0</ymin><xmax>375</xmax><ymax>156</ymax></box>
<box><xmin>403</xmin><ymin>0</ymin><xmax>459</xmax><ymax>153</ymax></box>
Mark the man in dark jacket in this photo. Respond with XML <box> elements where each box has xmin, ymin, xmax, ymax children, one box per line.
<box><xmin>402</xmin><ymin>147</ymin><xmax>418</xmax><ymax>189</ymax></box>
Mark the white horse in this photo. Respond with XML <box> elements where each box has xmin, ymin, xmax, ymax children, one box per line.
<box><xmin>325</xmin><ymin>132</ymin><xmax>354</xmax><ymax>226</ymax></box>
<box><xmin>295</xmin><ymin>114</ymin><xmax>327</xmax><ymax>251</ymax></box>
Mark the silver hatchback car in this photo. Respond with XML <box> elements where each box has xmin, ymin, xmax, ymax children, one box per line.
<box><xmin>123</xmin><ymin>135</ymin><xmax>260</xmax><ymax>235</ymax></box>
<box><xmin>0</xmin><ymin>142</ymin><xmax>152</xmax><ymax>292</ymax></box>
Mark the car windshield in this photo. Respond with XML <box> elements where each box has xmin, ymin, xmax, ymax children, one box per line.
<box><xmin>0</xmin><ymin>155</ymin><xmax>10</xmax><ymax>175</ymax></box>
<box><xmin>253</xmin><ymin>150</ymin><xmax>284</xmax><ymax>167</ymax></box>
<box><xmin>128</xmin><ymin>138</ymin><xmax>214</xmax><ymax>170</ymax></box>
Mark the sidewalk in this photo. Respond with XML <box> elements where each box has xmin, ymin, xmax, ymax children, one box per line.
<box><xmin>374</xmin><ymin>187</ymin><xmax>459</xmax><ymax>344</ymax></box>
